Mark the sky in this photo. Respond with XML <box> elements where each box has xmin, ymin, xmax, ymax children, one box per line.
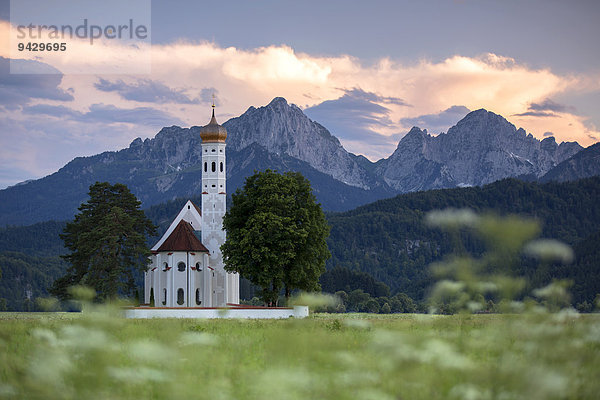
<box><xmin>0</xmin><ymin>0</ymin><xmax>599</xmax><ymax>189</ymax></box>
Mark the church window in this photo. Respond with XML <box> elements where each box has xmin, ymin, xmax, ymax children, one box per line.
<box><xmin>163</xmin><ymin>262</ymin><xmax>168</xmax><ymax>271</ymax></box>
<box><xmin>196</xmin><ymin>289</ymin><xmax>201</xmax><ymax>305</ymax></box>
<box><xmin>162</xmin><ymin>289</ymin><xmax>167</xmax><ymax>305</ymax></box>
<box><xmin>220</xmin><ymin>149</ymin><xmax>223</xmax><ymax>152</ymax></box>
<box><xmin>188</xmin><ymin>205</ymin><xmax>190</xmax><ymax>209</ymax></box>
<box><xmin>220</xmin><ymin>162</ymin><xmax>223</xmax><ymax>172</ymax></box>
<box><xmin>211</xmin><ymin>162</ymin><xmax>216</xmax><ymax>172</ymax></box>
<box><xmin>212</xmin><ymin>184</ymin><xmax>216</xmax><ymax>188</ymax></box>
<box><xmin>195</xmin><ymin>262</ymin><xmax>202</xmax><ymax>271</ymax></box>
<box><xmin>177</xmin><ymin>288</ymin><xmax>184</xmax><ymax>305</ymax></box>
<box><xmin>212</xmin><ymin>148</ymin><xmax>216</xmax><ymax>152</ymax></box>
<box><xmin>178</xmin><ymin>262</ymin><xmax>186</xmax><ymax>272</ymax></box>
<box><xmin>204</xmin><ymin>149</ymin><xmax>207</xmax><ymax>153</ymax></box>
<box><xmin>204</xmin><ymin>162</ymin><xmax>207</xmax><ymax>172</ymax></box>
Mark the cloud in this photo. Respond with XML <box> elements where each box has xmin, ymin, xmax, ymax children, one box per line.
<box><xmin>529</xmin><ymin>98</ymin><xmax>576</xmax><ymax>113</ymax></box>
<box><xmin>23</xmin><ymin>104</ymin><xmax>81</xmax><ymax>119</ymax></box>
<box><xmin>0</xmin><ymin>112</ymin><xmax>164</xmax><ymax>189</ymax></box>
<box><xmin>200</xmin><ymin>87</ymin><xmax>221</xmax><ymax>106</ymax></box>
<box><xmin>513</xmin><ymin>111</ymin><xmax>557</xmax><ymax>117</ymax></box>
<box><xmin>305</xmin><ymin>88</ymin><xmax>397</xmax><ymax>128</ymax></box>
<box><xmin>338</xmin><ymin>88</ymin><xmax>410</xmax><ymax>107</ymax></box>
<box><xmin>304</xmin><ymin>88</ymin><xmax>406</xmax><ymax>158</ymax></box>
<box><xmin>94</xmin><ymin>78</ymin><xmax>200</xmax><ymax>104</ymax></box>
<box><xmin>400</xmin><ymin>105</ymin><xmax>471</xmax><ymax>134</ymax></box>
<box><xmin>85</xmin><ymin>104</ymin><xmax>183</xmax><ymax>126</ymax></box>
<box><xmin>0</xmin><ymin>57</ymin><xmax>73</xmax><ymax>109</ymax></box>
<box><xmin>23</xmin><ymin>103</ymin><xmax>183</xmax><ymax>126</ymax></box>
<box><xmin>2</xmin><ymin>27</ymin><xmax>599</xmax><ymax>186</ymax></box>
<box><xmin>513</xmin><ymin>98</ymin><xmax>577</xmax><ymax>118</ymax></box>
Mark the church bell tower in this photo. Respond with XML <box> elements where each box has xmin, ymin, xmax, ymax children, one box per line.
<box><xmin>199</xmin><ymin>105</ymin><xmax>239</xmax><ymax>305</ymax></box>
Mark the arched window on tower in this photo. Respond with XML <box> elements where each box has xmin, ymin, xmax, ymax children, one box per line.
<box><xmin>204</xmin><ymin>162</ymin><xmax>207</xmax><ymax>172</ymax></box>
<box><xmin>195</xmin><ymin>262</ymin><xmax>202</xmax><ymax>272</ymax></box>
<box><xmin>211</xmin><ymin>162</ymin><xmax>216</xmax><ymax>172</ymax></box>
<box><xmin>177</xmin><ymin>288</ymin><xmax>184</xmax><ymax>305</ymax></box>
<box><xmin>178</xmin><ymin>262</ymin><xmax>186</xmax><ymax>272</ymax></box>
<box><xmin>162</xmin><ymin>288</ymin><xmax>167</xmax><ymax>305</ymax></box>
<box><xmin>196</xmin><ymin>289</ymin><xmax>201</xmax><ymax>305</ymax></box>
<box><xmin>220</xmin><ymin>162</ymin><xmax>223</xmax><ymax>172</ymax></box>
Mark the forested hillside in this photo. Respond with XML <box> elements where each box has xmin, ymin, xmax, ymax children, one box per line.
<box><xmin>326</xmin><ymin>177</ymin><xmax>600</xmax><ymax>306</ymax></box>
<box><xmin>0</xmin><ymin>222</ymin><xmax>68</xmax><ymax>310</ymax></box>
<box><xmin>1</xmin><ymin>177</ymin><xmax>599</xmax><ymax>311</ymax></box>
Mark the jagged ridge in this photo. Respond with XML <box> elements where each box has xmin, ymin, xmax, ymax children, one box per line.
<box><xmin>376</xmin><ymin>109</ymin><xmax>582</xmax><ymax>191</ymax></box>
<box><xmin>0</xmin><ymin>101</ymin><xmax>595</xmax><ymax>226</ymax></box>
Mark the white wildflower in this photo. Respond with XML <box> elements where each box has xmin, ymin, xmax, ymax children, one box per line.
<box><xmin>425</xmin><ymin>208</ymin><xmax>479</xmax><ymax>229</ymax></box>
<box><xmin>523</xmin><ymin>239</ymin><xmax>574</xmax><ymax>263</ymax></box>
<box><xmin>343</xmin><ymin>319</ymin><xmax>371</xmax><ymax>330</ymax></box>
<box><xmin>107</xmin><ymin>366</ymin><xmax>168</xmax><ymax>383</ymax></box>
<box><xmin>179</xmin><ymin>331</ymin><xmax>218</xmax><ymax>346</ymax></box>
<box><xmin>31</xmin><ymin>328</ymin><xmax>58</xmax><ymax>347</ymax></box>
<box><xmin>128</xmin><ymin>339</ymin><xmax>172</xmax><ymax>362</ymax></box>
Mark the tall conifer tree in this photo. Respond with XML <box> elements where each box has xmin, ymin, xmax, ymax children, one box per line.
<box><xmin>50</xmin><ymin>182</ymin><xmax>156</xmax><ymax>301</ymax></box>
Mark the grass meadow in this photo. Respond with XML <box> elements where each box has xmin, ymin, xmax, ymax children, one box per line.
<box><xmin>2</xmin><ymin>212</ymin><xmax>596</xmax><ymax>399</ymax></box>
<box><xmin>1</xmin><ymin>309</ymin><xmax>599</xmax><ymax>400</ymax></box>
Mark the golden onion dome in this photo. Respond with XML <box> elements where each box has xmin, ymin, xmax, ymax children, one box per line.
<box><xmin>199</xmin><ymin>108</ymin><xmax>227</xmax><ymax>143</ymax></box>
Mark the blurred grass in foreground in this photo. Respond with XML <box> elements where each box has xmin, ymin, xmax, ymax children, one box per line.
<box><xmin>0</xmin><ymin>211</ymin><xmax>598</xmax><ymax>399</ymax></box>
<box><xmin>1</xmin><ymin>312</ymin><xmax>598</xmax><ymax>399</ymax></box>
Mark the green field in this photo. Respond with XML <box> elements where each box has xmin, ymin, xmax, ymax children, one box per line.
<box><xmin>1</xmin><ymin>310</ymin><xmax>598</xmax><ymax>399</ymax></box>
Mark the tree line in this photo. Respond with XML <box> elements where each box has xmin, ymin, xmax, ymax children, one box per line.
<box><xmin>1</xmin><ymin>176</ymin><xmax>599</xmax><ymax>311</ymax></box>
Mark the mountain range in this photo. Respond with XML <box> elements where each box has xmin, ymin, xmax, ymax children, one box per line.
<box><xmin>376</xmin><ymin>110</ymin><xmax>582</xmax><ymax>191</ymax></box>
<box><xmin>0</xmin><ymin>97</ymin><xmax>597</xmax><ymax>226</ymax></box>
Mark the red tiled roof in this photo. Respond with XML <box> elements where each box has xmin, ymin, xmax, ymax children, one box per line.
<box><xmin>156</xmin><ymin>220</ymin><xmax>209</xmax><ymax>253</ymax></box>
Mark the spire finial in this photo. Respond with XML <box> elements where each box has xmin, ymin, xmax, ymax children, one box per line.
<box><xmin>209</xmin><ymin>93</ymin><xmax>217</xmax><ymax>123</ymax></box>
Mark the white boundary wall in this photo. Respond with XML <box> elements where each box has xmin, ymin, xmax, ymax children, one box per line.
<box><xmin>124</xmin><ymin>306</ymin><xmax>309</xmax><ymax>319</ymax></box>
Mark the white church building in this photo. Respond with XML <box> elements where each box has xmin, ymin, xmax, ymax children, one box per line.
<box><xmin>143</xmin><ymin>107</ymin><xmax>239</xmax><ymax>307</ymax></box>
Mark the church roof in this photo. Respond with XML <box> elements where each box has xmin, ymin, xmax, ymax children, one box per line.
<box><xmin>156</xmin><ymin>219</ymin><xmax>209</xmax><ymax>253</ymax></box>
<box><xmin>192</xmin><ymin>201</ymin><xmax>202</xmax><ymax>216</ymax></box>
<box><xmin>151</xmin><ymin>200</ymin><xmax>202</xmax><ymax>251</ymax></box>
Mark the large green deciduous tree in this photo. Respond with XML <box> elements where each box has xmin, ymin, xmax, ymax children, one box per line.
<box><xmin>222</xmin><ymin>170</ymin><xmax>330</xmax><ymax>306</ymax></box>
<box><xmin>50</xmin><ymin>182</ymin><xmax>156</xmax><ymax>301</ymax></box>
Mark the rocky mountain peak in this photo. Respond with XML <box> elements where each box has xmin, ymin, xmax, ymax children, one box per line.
<box><xmin>404</xmin><ymin>126</ymin><xmax>428</xmax><ymax>140</ymax></box>
<box><xmin>377</xmin><ymin>109</ymin><xmax>582</xmax><ymax>191</ymax></box>
<box><xmin>129</xmin><ymin>137</ymin><xmax>143</xmax><ymax>147</ymax></box>
<box><xmin>387</xmin><ymin>127</ymin><xmax>429</xmax><ymax>158</ymax></box>
<box><xmin>540</xmin><ymin>136</ymin><xmax>557</xmax><ymax>151</ymax></box>
<box><xmin>267</xmin><ymin>96</ymin><xmax>290</xmax><ymax>108</ymax></box>
<box><xmin>449</xmin><ymin>108</ymin><xmax>517</xmax><ymax>139</ymax></box>
<box><xmin>223</xmin><ymin>97</ymin><xmax>374</xmax><ymax>189</ymax></box>
<box><xmin>542</xmin><ymin>142</ymin><xmax>600</xmax><ymax>183</ymax></box>
<box><xmin>0</xmin><ymin>98</ymin><xmax>591</xmax><ymax>226</ymax></box>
